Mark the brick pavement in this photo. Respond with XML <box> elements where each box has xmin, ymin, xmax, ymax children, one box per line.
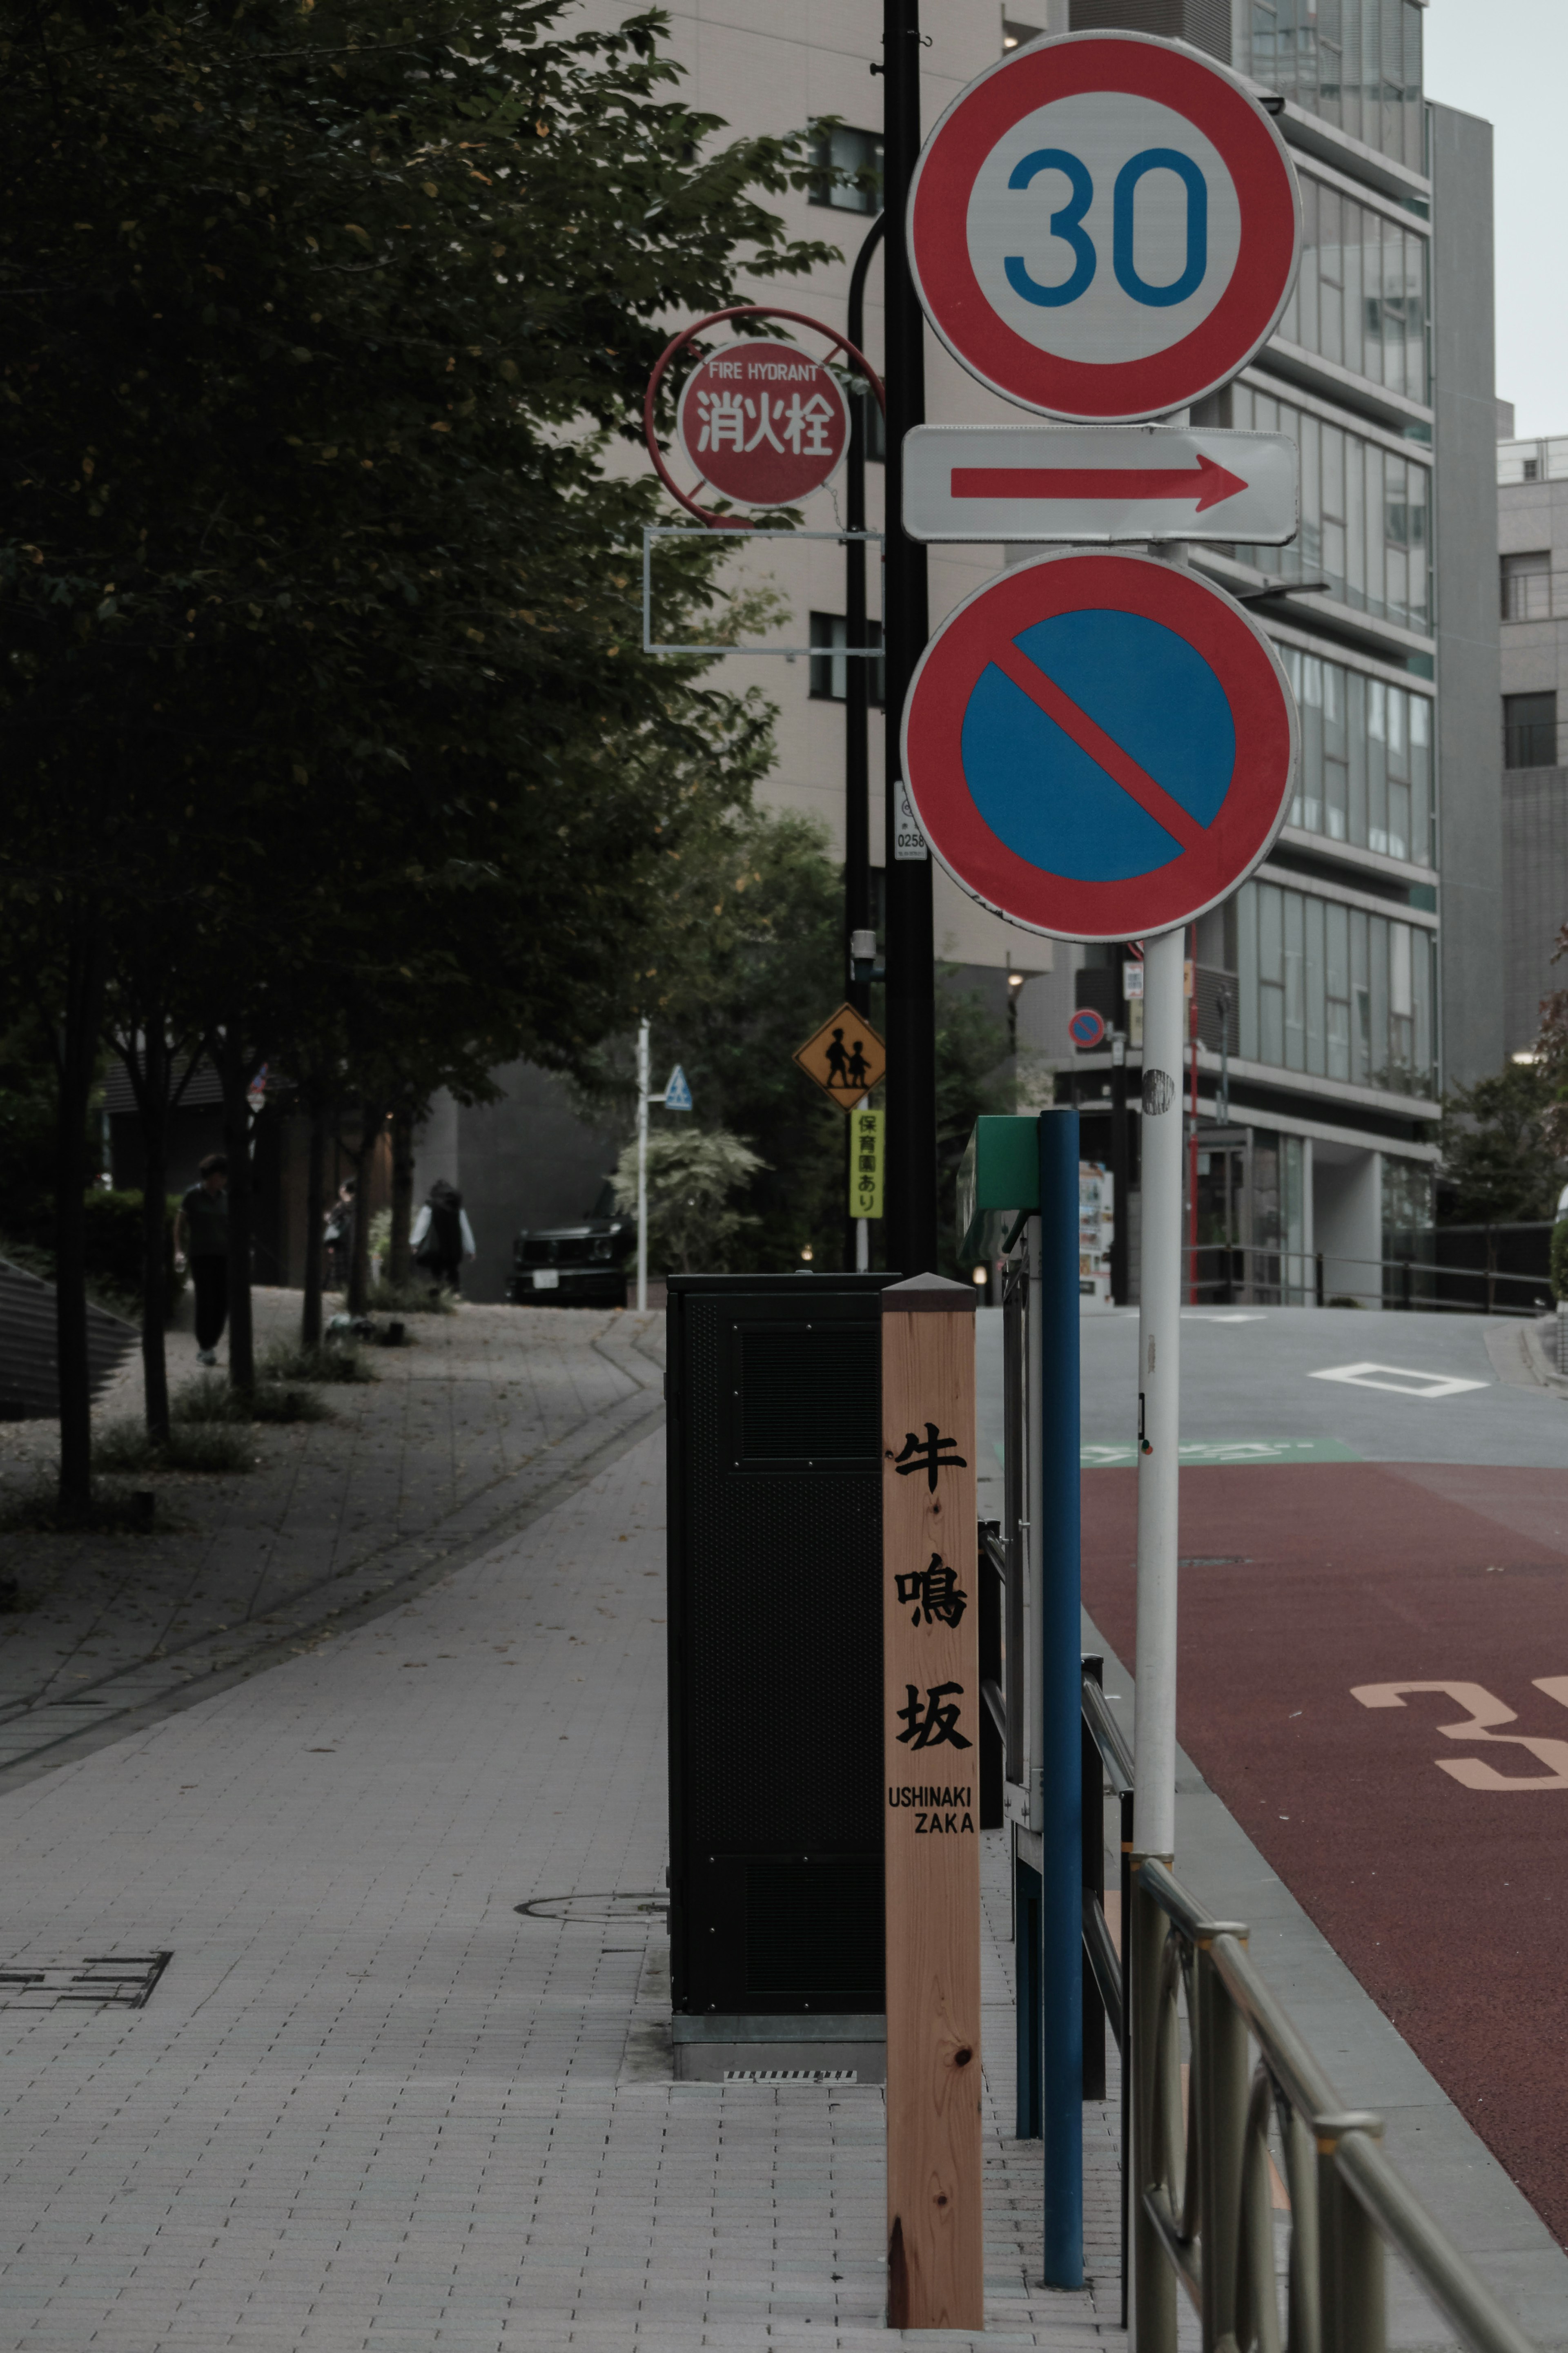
<box><xmin>0</xmin><ymin>1296</ymin><xmax>666</xmax><ymax>1789</ymax></box>
<box><xmin>0</xmin><ymin>1424</ymin><xmax>1122</xmax><ymax>2352</ymax></box>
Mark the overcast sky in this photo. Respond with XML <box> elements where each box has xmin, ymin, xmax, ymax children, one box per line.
<box><xmin>1424</xmin><ymin>0</ymin><xmax>1568</xmax><ymax>438</ymax></box>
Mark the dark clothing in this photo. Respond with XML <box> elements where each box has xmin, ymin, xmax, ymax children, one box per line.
<box><xmin>180</xmin><ymin>1182</ymin><xmax>228</xmax><ymax>1257</ymax></box>
<box><xmin>192</xmin><ymin>1255</ymin><xmax>229</xmax><ymax>1353</ymax></box>
<box><xmin>419</xmin><ymin>1199</ymin><xmax>463</xmax><ymax>1267</ymax></box>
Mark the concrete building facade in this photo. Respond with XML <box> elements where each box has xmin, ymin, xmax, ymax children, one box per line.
<box><xmin>423</xmin><ymin>0</ymin><xmax>1500</xmax><ymax>1305</ymax></box>
<box><xmin>1495</xmin><ymin>416</ymin><xmax>1568</xmax><ymax>1057</ymax></box>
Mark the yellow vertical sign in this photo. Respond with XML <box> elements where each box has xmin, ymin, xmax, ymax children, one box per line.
<box><xmin>851</xmin><ymin>1107</ymin><xmax>884</xmax><ymax>1220</ymax></box>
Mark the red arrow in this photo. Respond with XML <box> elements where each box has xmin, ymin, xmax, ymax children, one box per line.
<box><xmin>951</xmin><ymin>452</ymin><xmax>1248</xmax><ymax>515</ymax></box>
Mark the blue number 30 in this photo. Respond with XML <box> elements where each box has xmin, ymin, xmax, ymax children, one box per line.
<box><xmin>1003</xmin><ymin>146</ymin><xmax>1208</xmax><ymax>310</ymax></box>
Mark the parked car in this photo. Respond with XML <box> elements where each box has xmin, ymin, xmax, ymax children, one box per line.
<box><xmin>507</xmin><ymin>1182</ymin><xmax>635</xmax><ymax>1309</ymax></box>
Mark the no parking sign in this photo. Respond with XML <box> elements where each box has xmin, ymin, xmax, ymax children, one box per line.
<box><xmin>900</xmin><ymin>551</ymin><xmax>1296</xmax><ymax>942</ymax></box>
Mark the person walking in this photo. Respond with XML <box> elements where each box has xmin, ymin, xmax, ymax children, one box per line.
<box><xmin>174</xmin><ymin>1153</ymin><xmax>230</xmax><ymax>1367</ymax></box>
<box><xmin>411</xmin><ymin>1180</ymin><xmax>475</xmax><ymax>1295</ymax></box>
<box><xmin>323</xmin><ymin>1177</ymin><xmax>356</xmax><ymax>1294</ymax></box>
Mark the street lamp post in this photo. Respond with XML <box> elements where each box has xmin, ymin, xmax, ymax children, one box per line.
<box><xmin>882</xmin><ymin>0</ymin><xmax>936</xmax><ymax>1279</ymax></box>
<box><xmin>844</xmin><ymin>209</ymin><xmax>886</xmax><ymax>1272</ymax></box>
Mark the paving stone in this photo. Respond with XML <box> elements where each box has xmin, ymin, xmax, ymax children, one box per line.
<box><xmin>1</xmin><ymin>1371</ymin><xmax>1127</xmax><ymax>2349</ymax></box>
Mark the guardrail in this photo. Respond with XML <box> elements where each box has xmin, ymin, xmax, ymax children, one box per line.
<box><xmin>1079</xmin><ymin>1663</ymin><xmax>1540</xmax><ymax>2353</ymax></box>
<box><xmin>1181</xmin><ymin>1242</ymin><xmax>1553</xmax><ymax>1318</ymax></box>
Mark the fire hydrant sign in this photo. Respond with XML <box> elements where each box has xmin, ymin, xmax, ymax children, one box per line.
<box><xmin>882</xmin><ymin>1274</ymin><xmax>982</xmax><ymax>2331</ymax></box>
<box><xmin>900</xmin><ymin>550</ymin><xmax>1296</xmax><ymax>942</ymax></box>
<box><xmin>675</xmin><ymin>339</ymin><xmax>851</xmax><ymax>507</ymax></box>
<box><xmin>907</xmin><ymin>31</ymin><xmax>1300</xmax><ymax>422</ymax></box>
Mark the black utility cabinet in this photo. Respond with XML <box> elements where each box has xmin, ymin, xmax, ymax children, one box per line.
<box><xmin>666</xmin><ymin>1273</ymin><xmax>899</xmax><ymax>2034</ymax></box>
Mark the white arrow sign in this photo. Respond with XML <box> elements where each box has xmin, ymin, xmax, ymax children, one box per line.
<box><xmin>902</xmin><ymin>424</ymin><xmax>1298</xmax><ymax>544</ymax></box>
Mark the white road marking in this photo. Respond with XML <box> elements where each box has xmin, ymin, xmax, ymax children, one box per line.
<box><xmin>1310</xmin><ymin>1360</ymin><xmax>1488</xmax><ymax>1399</ymax></box>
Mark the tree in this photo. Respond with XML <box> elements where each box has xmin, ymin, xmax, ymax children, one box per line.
<box><xmin>613</xmin><ymin>1128</ymin><xmax>766</xmax><ymax>1275</ymax></box>
<box><xmin>579</xmin><ymin>805</ymin><xmax>1011</xmax><ymax>1271</ymax></box>
<box><xmin>0</xmin><ymin>0</ymin><xmax>833</xmax><ymax>1501</ymax></box>
<box><xmin>1438</xmin><ymin>1058</ymin><xmax>1563</xmax><ymax>1226</ymax></box>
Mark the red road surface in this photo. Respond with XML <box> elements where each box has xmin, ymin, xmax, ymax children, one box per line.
<box><xmin>1083</xmin><ymin>1462</ymin><xmax>1568</xmax><ymax>2244</ymax></box>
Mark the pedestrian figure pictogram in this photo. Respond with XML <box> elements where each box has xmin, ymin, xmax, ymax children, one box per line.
<box><xmin>793</xmin><ymin>1002</ymin><xmax>887</xmax><ymax>1109</ymax></box>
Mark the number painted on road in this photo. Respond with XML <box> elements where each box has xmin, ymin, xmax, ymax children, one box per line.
<box><xmin>1352</xmin><ymin>1678</ymin><xmax>1568</xmax><ymax>1790</ymax></box>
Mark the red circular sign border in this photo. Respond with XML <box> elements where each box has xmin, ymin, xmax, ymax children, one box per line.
<box><xmin>674</xmin><ymin>340</ymin><xmax>852</xmax><ymax>511</ymax></box>
<box><xmin>907</xmin><ymin>32</ymin><xmax>1301</xmax><ymax>423</ymax></box>
<box><xmin>900</xmin><ymin>551</ymin><xmax>1297</xmax><ymax>943</ymax></box>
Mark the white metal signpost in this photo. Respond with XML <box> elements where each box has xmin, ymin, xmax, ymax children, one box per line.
<box><xmin>899</xmin><ymin>25</ymin><xmax>1302</xmax><ymax>2321</ymax></box>
<box><xmin>634</xmin><ymin>1022</ymin><xmax>693</xmax><ymax>1314</ymax></box>
<box><xmin>902</xmin><ymin>423</ymin><xmax>1298</xmax><ymax>545</ymax></box>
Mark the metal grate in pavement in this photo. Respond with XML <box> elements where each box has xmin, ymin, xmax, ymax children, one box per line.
<box><xmin>722</xmin><ymin>2067</ymin><xmax>859</xmax><ymax>2084</ymax></box>
<box><xmin>0</xmin><ymin>1952</ymin><xmax>171</xmax><ymax>2009</ymax></box>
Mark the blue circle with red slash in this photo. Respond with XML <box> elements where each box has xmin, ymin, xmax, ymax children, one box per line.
<box><xmin>1069</xmin><ymin>1008</ymin><xmax>1107</xmax><ymax>1049</ymax></box>
<box><xmin>901</xmin><ymin>551</ymin><xmax>1296</xmax><ymax>944</ymax></box>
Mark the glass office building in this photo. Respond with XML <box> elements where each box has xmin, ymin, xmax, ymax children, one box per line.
<box><xmin>1054</xmin><ymin>0</ymin><xmax>1497</xmax><ymax>1309</ymax></box>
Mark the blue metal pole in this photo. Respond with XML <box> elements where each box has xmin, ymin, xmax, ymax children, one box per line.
<box><xmin>1038</xmin><ymin>1104</ymin><xmax>1083</xmax><ymax>2288</ymax></box>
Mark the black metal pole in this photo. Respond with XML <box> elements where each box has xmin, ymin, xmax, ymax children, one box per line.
<box><xmin>844</xmin><ymin>212</ymin><xmax>884</xmax><ymax>1273</ymax></box>
<box><xmin>882</xmin><ymin>0</ymin><xmax>935</xmax><ymax>1277</ymax></box>
<box><xmin>845</xmin><ymin>208</ymin><xmax>885</xmax><ymax>1024</ymax></box>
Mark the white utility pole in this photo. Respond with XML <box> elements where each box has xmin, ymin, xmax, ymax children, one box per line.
<box><xmin>1132</xmin><ymin>924</ymin><xmax>1185</xmax><ymax>1862</ymax></box>
<box><xmin>636</xmin><ymin>1017</ymin><xmax>650</xmax><ymax>1314</ymax></box>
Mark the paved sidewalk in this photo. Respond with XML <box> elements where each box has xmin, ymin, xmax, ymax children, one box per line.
<box><xmin>0</xmin><ymin>1295</ymin><xmax>665</xmax><ymax>1788</ymax></box>
<box><xmin>0</xmin><ymin>1429</ymin><xmax>1121</xmax><ymax>2352</ymax></box>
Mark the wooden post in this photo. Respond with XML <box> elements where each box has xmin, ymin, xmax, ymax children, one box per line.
<box><xmin>882</xmin><ymin>1271</ymin><xmax>983</xmax><ymax>2331</ymax></box>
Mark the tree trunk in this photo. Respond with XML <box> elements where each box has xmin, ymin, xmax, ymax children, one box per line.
<box><xmin>54</xmin><ymin>918</ymin><xmax>107</xmax><ymax>1513</ymax></box>
<box><xmin>139</xmin><ymin>1022</ymin><xmax>172</xmax><ymax>1446</ymax></box>
<box><xmin>302</xmin><ymin>1100</ymin><xmax>327</xmax><ymax>1347</ymax></box>
<box><xmin>214</xmin><ymin>1030</ymin><xmax>257</xmax><ymax>1393</ymax></box>
<box><xmin>346</xmin><ymin>1097</ymin><xmax>383</xmax><ymax>1316</ymax></box>
<box><xmin>390</xmin><ymin>1106</ymin><xmax>415</xmax><ymax>1284</ymax></box>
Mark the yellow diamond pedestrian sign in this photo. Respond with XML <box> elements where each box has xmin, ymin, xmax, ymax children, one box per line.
<box><xmin>793</xmin><ymin>1002</ymin><xmax>886</xmax><ymax>1109</ymax></box>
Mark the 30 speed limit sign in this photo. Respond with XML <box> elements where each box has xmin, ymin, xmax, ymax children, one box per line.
<box><xmin>907</xmin><ymin>31</ymin><xmax>1301</xmax><ymax>422</ymax></box>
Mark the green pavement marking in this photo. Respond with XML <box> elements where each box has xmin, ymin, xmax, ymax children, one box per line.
<box><xmin>1081</xmin><ymin>1437</ymin><xmax>1361</xmax><ymax>1470</ymax></box>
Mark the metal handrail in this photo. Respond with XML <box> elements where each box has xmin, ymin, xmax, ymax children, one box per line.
<box><xmin>1131</xmin><ymin>1853</ymin><xmax>1540</xmax><ymax>2353</ymax></box>
<box><xmin>1180</xmin><ymin>1239</ymin><xmax>1553</xmax><ymax>1318</ymax></box>
<box><xmin>1082</xmin><ymin>1670</ymin><xmax>1135</xmax><ymax>1796</ymax></box>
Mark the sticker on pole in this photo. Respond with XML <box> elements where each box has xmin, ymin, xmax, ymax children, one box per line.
<box><xmin>907</xmin><ymin>31</ymin><xmax>1300</xmax><ymax>422</ymax></box>
<box><xmin>900</xmin><ymin>550</ymin><xmax>1296</xmax><ymax>943</ymax></box>
<box><xmin>676</xmin><ymin>339</ymin><xmax>851</xmax><ymax>507</ymax></box>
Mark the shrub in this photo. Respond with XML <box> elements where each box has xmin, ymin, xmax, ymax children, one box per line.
<box><xmin>172</xmin><ymin>1376</ymin><xmax>330</xmax><ymax>1426</ymax></box>
<box><xmin>1552</xmin><ymin>1220</ymin><xmax>1568</xmax><ymax>1303</ymax></box>
<box><xmin>259</xmin><ymin>1340</ymin><xmax>376</xmax><ymax>1385</ymax></box>
<box><xmin>365</xmin><ymin>1276</ymin><xmax>452</xmax><ymax>1314</ymax></box>
<box><xmin>94</xmin><ymin>1421</ymin><xmax>256</xmax><ymax>1474</ymax></box>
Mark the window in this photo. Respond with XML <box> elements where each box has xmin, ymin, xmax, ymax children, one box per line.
<box><xmin>1272</xmin><ymin>643</ymin><xmax>1432</xmax><ymax>866</ymax></box>
<box><xmin>1503</xmin><ymin>691</ymin><xmax>1557</xmax><ymax>769</ymax></box>
<box><xmin>1276</xmin><ymin>172</ymin><xmax>1428</xmax><ymax>403</ymax></box>
<box><xmin>1237</xmin><ymin>879</ymin><xmax>1434</xmax><ymax>1097</ymax></box>
<box><xmin>809</xmin><ymin>613</ymin><xmax>884</xmax><ymax>706</ymax></box>
<box><xmin>1002</xmin><ymin>18</ymin><xmax>1042</xmax><ymax>49</ymax></box>
<box><xmin>1228</xmin><ymin>384</ymin><xmax>1430</xmax><ymax>635</ymax></box>
<box><xmin>1501</xmin><ymin>552</ymin><xmax>1551</xmax><ymax>622</ymax></box>
<box><xmin>1241</xmin><ymin>0</ymin><xmax>1424</xmax><ymax>174</ymax></box>
<box><xmin>809</xmin><ymin>124</ymin><xmax>882</xmax><ymax>214</ymax></box>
